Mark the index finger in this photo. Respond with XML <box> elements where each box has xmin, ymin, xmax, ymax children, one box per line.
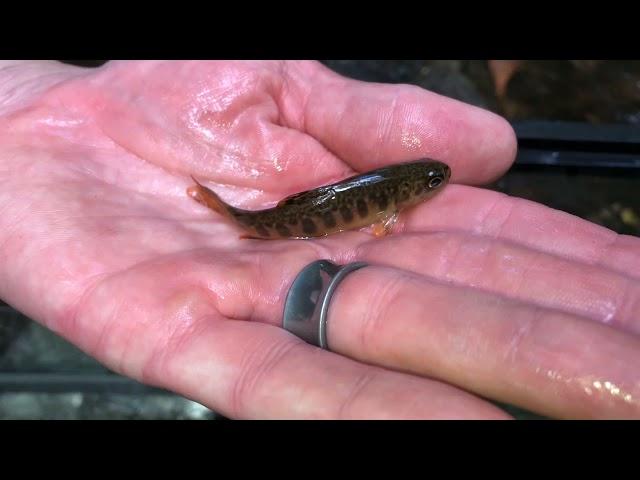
<box><xmin>298</xmin><ymin>64</ymin><xmax>517</xmax><ymax>184</ymax></box>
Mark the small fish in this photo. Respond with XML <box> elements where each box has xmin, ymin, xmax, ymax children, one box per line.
<box><xmin>186</xmin><ymin>159</ymin><xmax>451</xmax><ymax>240</ymax></box>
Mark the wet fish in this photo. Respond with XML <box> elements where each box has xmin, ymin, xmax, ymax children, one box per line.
<box><xmin>186</xmin><ymin>159</ymin><xmax>451</xmax><ymax>240</ymax></box>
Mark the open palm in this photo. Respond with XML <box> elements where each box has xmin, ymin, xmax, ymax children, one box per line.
<box><xmin>1</xmin><ymin>60</ymin><xmax>638</xmax><ymax>419</ymax></box>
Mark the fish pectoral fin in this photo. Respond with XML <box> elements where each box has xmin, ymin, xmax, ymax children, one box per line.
<box><xmin>372</xmin><ymin>212</ymin><xmax>399</xmax><ymax>238</ymax></box>
<box><xmin>372</xmin><ymin>223</ymin><xmax>388</xmax><ymax>238</ymax></box>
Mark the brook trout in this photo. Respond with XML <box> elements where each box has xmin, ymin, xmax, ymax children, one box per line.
<box><xmin>187</xmin><ymin>159</ymin><xmax>451</xmax><ymax>239</ymax></box>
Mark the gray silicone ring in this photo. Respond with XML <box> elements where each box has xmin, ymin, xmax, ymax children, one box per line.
<box><xmin>282</xmin><ymin>260</ymin><xmax>369</xmax><ymax>350</ymax></box>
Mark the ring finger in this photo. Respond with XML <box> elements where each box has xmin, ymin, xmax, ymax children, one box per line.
<box><xmin>324</xmin><ymin>265</ymin><xmax>640</xmax><ymax>419</ymax></box>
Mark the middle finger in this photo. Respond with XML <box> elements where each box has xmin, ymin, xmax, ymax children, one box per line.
<box><xmin>351</xmin><ymin>231</ymin><xmax>640</xmax><ymax>334</ymax></box>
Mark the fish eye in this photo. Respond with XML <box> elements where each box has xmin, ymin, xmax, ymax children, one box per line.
<box><xmin>428</xmin><ymin>176</ymin><xmax>443</xmax><ymax>188</ymax></box>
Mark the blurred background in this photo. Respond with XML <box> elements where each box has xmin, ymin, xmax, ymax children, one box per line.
<box><xmin>1</xmin><ymin>60</ymin><xmax>638</xmax><ymax>419</ymax></box>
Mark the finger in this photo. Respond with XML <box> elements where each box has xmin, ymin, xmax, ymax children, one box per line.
<box><xmin>353</xmin><ymin>231</ymin><xmax>640</xmax><ymax>334</ymax></box>
<box><xmin>54</xmin><ymin>254</ymin><xmax>511</xmax><ymax>420</ymax></box>
<box><xmin>134</xmin><ymin>247</ymin><xmax>639</xmax><ymax>419</ymax></box>
<box><xmin>47</xmin><ymin>252</ymin><xmax>508</xmax><ymax>418</ymax></box>
<box><xmin>83</xmin><ymin>62</ymin><xmax>354</xmax><ymax>197</ymax></box>
<box><xmin>399</xmin><ymin>184</ymin><xmax>640</xmax><ymax>281</ymax></box>
<box><xmin>298</xmin><ymin>64</ymin><xmax>517</xmax><ymax>184</ymax></box>
<box><xmin>325</xmin><ymin>266</ymin><xmax>640</xmax><ymax>419</ymax></box>
<box><xmin>150</xmin><ymin>319</ymin><xmax>512</xmax><ymax>420</ymax></box>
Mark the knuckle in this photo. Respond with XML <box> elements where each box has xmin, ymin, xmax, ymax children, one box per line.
<box><xmin>358</xmin><ymin>271</ymin><xmax>408</xmax><ymax>354</ymax></box>
<box><xmin>336</xmin><ymin>369</ymin><xmax>378</xmax><ymax>419</ymax></box>
<box><xmin>231</xmin><ymin>334</ymin><xmax>299</xmax><ymax>418</ymax></box>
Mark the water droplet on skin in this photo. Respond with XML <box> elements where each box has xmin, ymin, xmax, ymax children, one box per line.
<box><xmin>37</xmin><ymin>117</ymin><xmax>84</xmax><ymax>127</ymax></box>
<box><xmin>596</xmin><ymin>301</ymin><xmax>617</xmax><ymax>324</ymax></box>
<box><xmin>537</xmin><ymin>370</ymin><xmax>637</xmax><ymax>408</ymax></box>
<box><xmin>271</xmin><ymin>153</ymin><xmax>284</xmax><ymax>172</ymax></box>
<box><xmin>578</xmin><ymin>377</ymin><xmax>636</xmax><ymax>406</ymax></box>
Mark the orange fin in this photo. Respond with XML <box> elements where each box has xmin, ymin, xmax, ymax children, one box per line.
<box><xmin>371</xmin><ymin>212</ymin><xmax>399</xmax><ymax>238</ymax></box>
<box><xmin>186</xmin><ymin>175</ymin><xmax>231</xmax><ymax>218</ymax></box>
<box><xmin>372</xmin><ymin>223</ymin><xmax>388</xmax><ymax>238</ymax></box>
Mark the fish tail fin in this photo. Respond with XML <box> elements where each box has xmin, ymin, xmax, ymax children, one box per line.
<box><xmin>186</xmin><ymin>175</ymin><xmax>234</xmax><ymax>219</ymax></box>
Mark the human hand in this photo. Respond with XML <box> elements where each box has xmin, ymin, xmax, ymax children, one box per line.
<box><xmin>0</xmin><ymin>60</ymin><xmax>638</xmax><ymax>419</ymax></box>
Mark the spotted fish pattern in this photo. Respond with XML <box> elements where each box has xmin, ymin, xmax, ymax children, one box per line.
<box><xmin>186</xmin><ymin>159</ymin><xmax>451</xmax><ymax>240</ymax></box>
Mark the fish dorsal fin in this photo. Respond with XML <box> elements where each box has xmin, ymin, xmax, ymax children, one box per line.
<box><xmin>277</xmin><ymin>190</ymin><xmax>316</xmax><ymax>207</ymax></box>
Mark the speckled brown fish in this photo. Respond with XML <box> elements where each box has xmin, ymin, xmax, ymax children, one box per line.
<box><xmin>186</xmin><ymin>159</ymin><xmax>451</xmax><ymax>240</ymax></box>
